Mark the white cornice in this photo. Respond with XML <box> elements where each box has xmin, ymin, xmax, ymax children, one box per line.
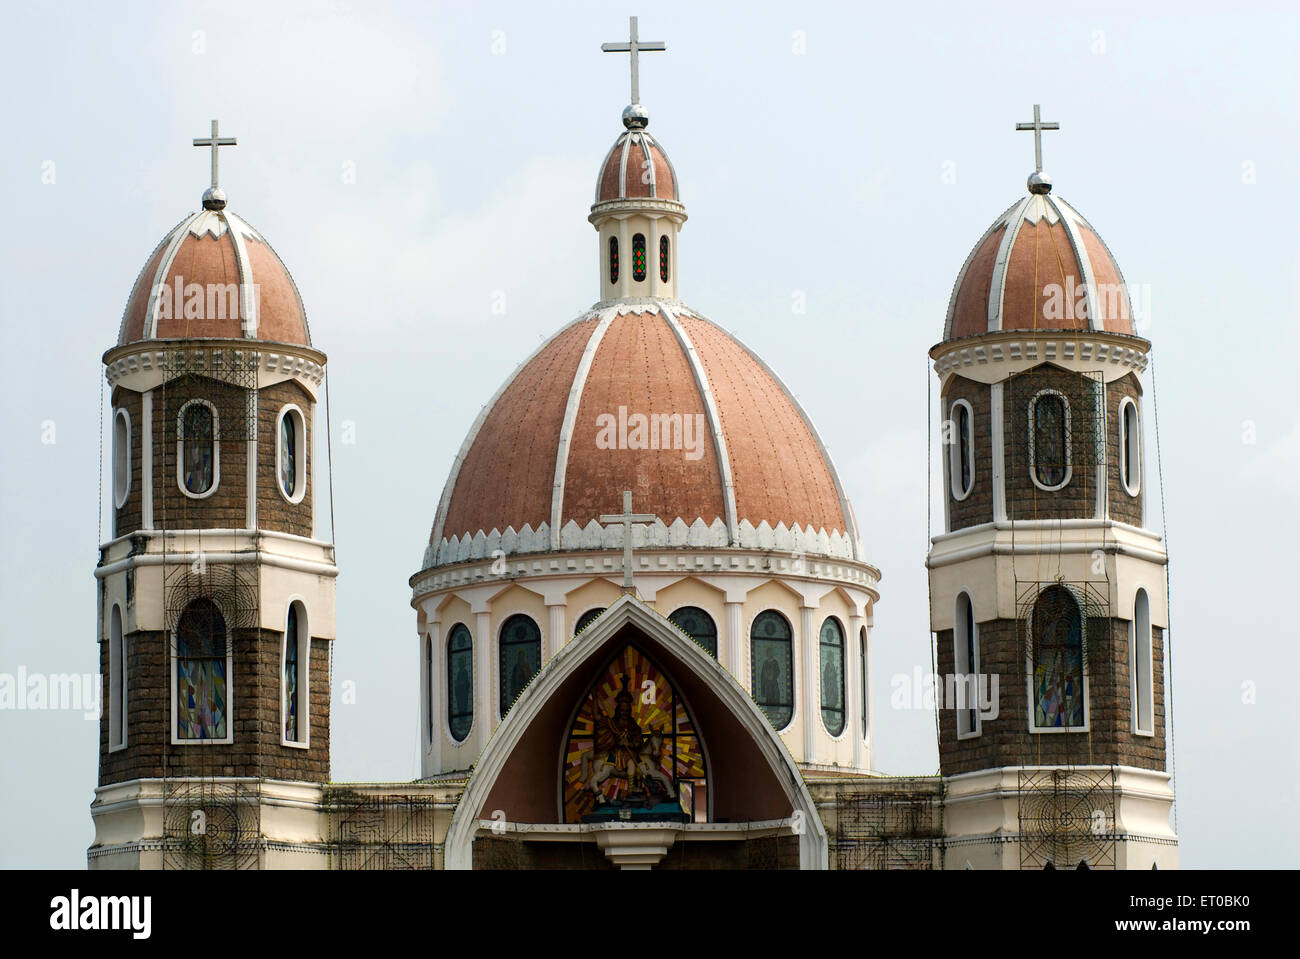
<box><xmin>103</xmin><ymin>341</ymin><xmax>327</xmax><ymax>397</ymax></box>
<box><xmin>929</xmin><ymin>331</ymin><xmax>1150</xmax><ymax>385</ymax></box>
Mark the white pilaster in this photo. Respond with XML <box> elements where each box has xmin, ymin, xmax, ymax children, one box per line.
<box><xmin>475</xmin><ymin>609</ymin><xmax>493</xmax><ymax>749</ymax></box>
<box><xmin>801</xmin><ymin>604</ymin><xmax>817</xmax><ymax>761</ymax></box>
<box><xmin>141</xmin><ymin>389</ymin><xmax>154</xmax><ymax>530</ymax></box>
<box><xmin>724</xmin><ymin>601</ymin><xmax>744</xmax><ymax>682</ymax></box>
<box><xmin>547</xmin><ymin>602</ymin><xmax>566</xmax><ymax>659</ymax></box>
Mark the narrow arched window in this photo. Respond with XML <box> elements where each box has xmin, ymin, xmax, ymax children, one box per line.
<box><xmin>819</xmin><ymin>617</ymin><xmax>845</xmax><ymax>736</ymax></box>
<box><xmin>109</xmin><ymin>604</ymin><xmax>127</xmax><ymax>750</ymax></box>
<box><xmin>499</xmin><ymin>614</ymin><xmax>541</xmax><ymax>717</ymax></box>
<box><xmin>954</xmin><ymin>593</ymin><xmax>979</xmax><ymax>737</ymax></box>
<box><xmin>177</xmin><ymin>400</ymin><xmax>217</xmax><ymax>496</ymax></box>
<box><xmin>276</xmin><ymin>405</ymin><xmax>307</xmax><ymax>503</ymax></box>
<box><xmin>608</xmin><ymin>236</ymin><xmax>619</xmax><ymax>283</ymax></box>
<box><xmin>669</xmin><ymin>606</ymin><xmax>717</xmax><ymax>658</ymax></box>
<box><xmin>1031</xmin><ymin>586</ymin><xmax>1085</xmax><ymax>729</ymax></box>
<box><xmin>1120</xmin><ymin>397</ymin><xmax>1141</xmax><ymax>495</ymax></box>
<box><xmin>424</xmin><ymin>635</ymin><xmax>434</xmax><ymax>744</ymax></box>
<box><xmin>175</xmin><ymin>598</ymin><xmax>228</xmax><ymax>741</ymax></box>
<box><xmin>283</xmin><ymin>605</ymin><xmax>301</xmax><ymax>742</ymax></box>
<box><xmin>574</xmin><ymin>607</ymin><xmax>606</xmax><ymax>635</ymax></box>
<box><xmin>632</xmin><ymin>233</ymin><xmax>647</xmax><ymax>281</ymax></box>
<box><xmin>112</xmin><ymin>408</ymin><xmax>131</xmax><ymax>510</ymax></box>
<box><xmin>659</xmin><ymin>235</ymin><xmax>670</xmax><ymax>282</ymax></box>
<box><xmin>1030</xmin><ymin>391</ymin><xmax>1070</xmax><ymax>490</ymax></box>
<box><xmin>1133</xmin><ymin>589</ymin><xmax>1153</xmax><ymax>735</ymax></box>
<box><xmin>949</xmin><ymin>399</ymin><xmax>974</xmax><ymax>499</ymax></box>
<box><xmin>447</xmin><ymin>624</ymin><xmax>473</xmax><ymax>742</ymax></box>
<box><xmin>860</xmin><ymin>626</ymin><xmax>869</xmax><ymax>741</ymax></box>
<box><xmin>750</xmin><ymin>611</ymin><xmax>794</xmax><ymax>729</ymax></box>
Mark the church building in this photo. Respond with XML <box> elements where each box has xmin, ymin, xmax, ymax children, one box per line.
<box><xmin>88</xmin><ymin>18</ymin><xmax>1178</xmax><ymax>870</ymax></box>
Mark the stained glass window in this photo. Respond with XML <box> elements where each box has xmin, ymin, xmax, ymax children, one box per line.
<box><xmin>1032</xmin><ymin>586</ymin><xmax>1085</xmax><ymax>728</ymax></box>
<box><xmin>447</xmin><ymin>624</ymin><xmax>473</xmax><ymax>742</ymax></box>
<box><xmin>955</xmin><ymin>593</ymin><xmax>978</xmax><ymax>736</ymax></box>
<box><xmin>750</xmin><ymin>610</ymin><xmax>794</xmax><ymax>728</ymax></box>
<box><xmin>1032</xmin><ymin>392</ymin><xmax>1068</xmax><ymax>488</ymax></box>
<box><xmin>574</xmin><ymin>607</ymin><xmax>606</xmax><ymax>635</ymax></box>
<box><xmin>562</xmin><ymin>645</ymin><xmax>707</xmax><ymax>824</ymax></box>
<box><xmin>180</xmin><ymin>402</ymin><xmax>215</xmax><ymax>494</ymax></box>
<box><xmin>669</xmin><ymin>606</ymin><xmax>717</xmax><ymax>658</ymax></box>
<box><xmin>283</xmin><ymin>605</ymin><xmax>300</xmax><ymax>741</ymax></box>
<box><xmin>820</xmin><ymin>617</ymin><xmax>845</xmax><ymax>735</ymax></box>
<box><xmin>499</xmin><ymin>614</ymin><xmax>541</xmax><ymax>717</ymax></box>
<box><xmin>632</xmin><ymin>233</ymin><xmax>646</xmax><ymax>282</ymax></box>
<box><xmin>424</xmin><ymin>635</ymin><xmax>434</xmax><ymax>743</ymax></box>
<box><xmin>659</xmin><ymin>235</ymin><xmax>669</xmax><ymax>282</ymax></box>
<box><xmin>279</xmin><ymin>410</ymin><xmax>296</xmax><ymax>497</ymax></box>
<box><xmin>175</xmin><ymin>598</ymin><xmax>227</xmax><ymax>740</ymax></box>
<box><xmin>860</xmin><ymin>626</ymin><xmax>869</xmax><ymax>740</ymax></box>
<box><xmin>957</xmin><ymin>403</ymin><xmax>972</xmax><ymax>494</ymax></box>
<box><xmin>608</xmin><ymin>236</ymin><xmax>619</xmax><ymax>284</ymax></box>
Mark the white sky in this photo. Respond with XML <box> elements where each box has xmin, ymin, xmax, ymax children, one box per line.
<box><xmin>1</xmin><ymin>0</ymin><xmax>1296</xmax><ymax>868</ymax></box>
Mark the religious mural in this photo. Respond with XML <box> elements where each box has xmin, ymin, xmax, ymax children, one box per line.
<box><xmin>562</xmin><ymin>645</ymin><xmax>707</xmax><ymax>823</ymax></box>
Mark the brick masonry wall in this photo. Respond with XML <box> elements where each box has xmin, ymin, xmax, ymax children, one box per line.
<box><xmin>1106</xmin><ymin>372</ymin><xmax>1144</xmax><ymax>527</ymax></box>
<box><xmin>99</xmin><ymin>628</ymin><xmax>330</xmax><ymax>785</ymax></box>
<box><xmin>153</xmin><ymin>375</ymin><xmax>249</xmax><ymax>530</ymax></box>
<box><xmin>256</xmin><ymin>379</ymin><xmax>314</xmax><ymax>538</ymax></box>
<box><xmin>111</xmin><ymin>387</ymin><xmax>143</xmax><ymax>537</ymax></box>
<box><xmin>944</xmin><ymin>375</ymin><xmax>993</xmax><ymax>531</ymax></box>
<box><xmin>1004</xmin><ymin>365</ymin><xmax>1102</xmax><ymax>521</ymax></box>
<box><xmin>936</xmin><ymin>616</ymin><xmax>1165</xmax><ymax>776</ymax></box>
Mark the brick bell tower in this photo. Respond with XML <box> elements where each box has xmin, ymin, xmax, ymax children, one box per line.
<box><xmin>927</xmin><ymin>107</ymin><xmax>1177</xmax><ymax>870</ymax></box>
<box><xmin>89</xmin><ymin>122</ymin><xmax>337</xmax><ymax>869</ymax></box>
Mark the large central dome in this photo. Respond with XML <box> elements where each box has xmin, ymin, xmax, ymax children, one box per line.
<box><xmin>423</xmin><ymin>301</ymin><xmax>861</xmax><ymax>568</ymax></box>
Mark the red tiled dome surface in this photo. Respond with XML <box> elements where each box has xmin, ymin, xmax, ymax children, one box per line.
<box><xmin>118</xmin><ymin>208</ymin><xmax>309</xmax><ymax>346</ymax></box>
<box><xmin>595</xmin><ymin>128</ymin><xmax>679</xmax><ymax>204</ymax></box>
<box><xmin>428</xmin><ymin>305</ymin><xmax>860</xmax><ymax>562</ymax></box>
<box><xmin>944</xmin><ymin>193</ymin><xmax>1134</xmax><ymax>341</ymax></box>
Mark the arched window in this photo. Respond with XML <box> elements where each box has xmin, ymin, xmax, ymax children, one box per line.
<box><xmin>108</xmin><ymin>604</ymin><xmax>127</xmax><ymax>750</ymax></box>
<box><xmin>1120</xmin><ymin>397</ymin><xmax>1141</xmax><ymax>495</ymax></box>
<box><xmin>750</xmin><ymin>611</ymin><xmax>794</xmax><ymax>729</ymax></box>
<box><xmin>112</xmin><ymin>408</ymin><xmax>131</xmax><ymax>510</ymax></box>
<box><xmin>276</xmin><ymin>405</ymin><xmax>307</xmax><ymax>503</ymax></box>
<box><xmin>1030</xmin><ymin>586</ymin><xmax>1086</xmax><ymax>729</ymax></box>
<box><xmin>446</xmin><ymin>624</ymin><xmax>473</xmax><ymax>742</ymax></box>
<box><xmin>954</xmin><ymin>593</ymin><xmax>979</xmax><ymax>737</ymax></box>
<box><xmin>608</xmin><ymin>236</ymin><xmax>619</xmax><ymax>284</ymax></box>
<box><xmin>174</xmin><ymin>598</ymin><xmax>229</xmax><ymax>741</ymax></box>
<box><xmin>499</xmin><ymin>614</ymin><xmax>541</xmax><ymax>717</ymax></box>
<box><xmin>1029</xmin><ymin>390</ymin><xmax>1070</xmax><ymax>490</ymax></box>
<box><xmin>282</xmin><ymin>602</ymin><xmax>308</xmax><ymax>745</ymax></box>
<box><xmin>632</xmin><ymin>233</ymin><xmax>647</xmax><ymax>282</ymax></box>
<box><xmin>819</xmin><ymin>617</ymin><xmax>845</xmax><ymax>736</ymax></box>
<box><xmin>1132</xmin><ymin>588</ymin><xmax>1154</xmax><ymax>735</ymax></box>
<box><xmin>177</xmin><ymin>400</ymin><xmax>218</xmax><ymax>497</ymax></box>
<box><xmin>669</xmin><ymin>606</ymin><xmax>717</xmax><ymax>658</ymax></box>
<box><xmin>949</xmin><ymin>399</ymin><xmax>974</xmax><ymax>500</ymax></box>
<box><xmin>424</xmin><ymin>635</ymin><xmax>434</xmax><ymax>745</ymax></box>
<box><xmin>574</xmin><ymin>607</ymin><xmax>606</xmax><ymax>635</ymax></box>
<box><xmin>659</xmin><ymin>235</ymin><xmax>670</xmax><ymax>282</ymax></box>
<box><xmin>860</xmin><ymin>626</ymin><xmax>869</xmax><ymax>741</ymax></box>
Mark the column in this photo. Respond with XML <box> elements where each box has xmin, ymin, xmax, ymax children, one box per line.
<box><xmin>724</xmin><ymin>601</ymin><xmax>744</xmax><ymax>682</ymax></box>
<box><xmin>426</xmin><ymin>620</ymin><xmax>442</xmax><ymax>776</ymax></box>
<box><xmin>848</xmin><ymin>613</ymin><xmax>865</xmax><ymax>771</ymax></box>
<box><xmin>547</xmin><ymin>602</ymin><xmax>567</xmax><ymax>659</ymax></box>
<box><xmin>141</xmin><ymin>389</ymin><xmax>154</xmax><ymax>530</ymax></box>
<box><xmin>475</xmin><ymin>609</ymin><xmax>493</xmax><ymax>750</ymax></box>
<box><xmin>801</xmin><ymin>605</ymin><xmax>817</xmax><ymax>763</ymax></box>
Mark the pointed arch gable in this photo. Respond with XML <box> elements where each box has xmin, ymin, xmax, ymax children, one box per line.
<box><xmin>444</xmin><ymin>594</ymin><xmax>827</xmax><ymax>869</ymax></box>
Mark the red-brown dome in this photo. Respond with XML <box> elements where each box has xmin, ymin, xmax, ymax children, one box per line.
<box><xmin>118</xmin><ymin>207</ymin><xmax>310</xmax><ymax>347</ymax></box>
<box><xmin>595</xmin><ymin>125</ymin><xmax>679</xmax><ymax>204</ymax></box>
<box><xmin>944</xmin><ymin>193</ymin><xmax>1134</xmax><ymax>341</ymax></box>
<box><xmin>425</xmin><ymin>304</ymin><xmax>862</xmax><ymax>566</ymax></box>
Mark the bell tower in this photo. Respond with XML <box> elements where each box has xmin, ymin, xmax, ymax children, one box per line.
<box><xmin>89</xmin><ymin>122</ymin><xmax>337</xmax><ymax>869</ymax></box>
<box><xmin>927</xmin><ymin>107</ymin><xmax>1177</xmax><ymax>870</ymax></box>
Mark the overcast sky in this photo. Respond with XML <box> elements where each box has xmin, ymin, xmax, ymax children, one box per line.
<box><xmin>1</xmin><ymin>0</ymin><xmax>1296</xmax><ymax>868</ymax></box>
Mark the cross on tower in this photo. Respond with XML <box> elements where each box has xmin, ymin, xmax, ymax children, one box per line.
<box><xmin>601</xmin><ymin>15</ymin><xmax>666</xmax><ymax>106</ymax></box>
<box><xmin>600</xmin><ymin>490</ymin><xmax>657</xmax><ymax>592</ymax></box>
<box><xmin>1015</xmin><ymin>104</ymin><xmax>1059</xmax><ymax>173</ymax></box>
<box><xmin>193</xmin><ymin>119</ymin><xmax>237</xmax><ymax>191</ymax></box>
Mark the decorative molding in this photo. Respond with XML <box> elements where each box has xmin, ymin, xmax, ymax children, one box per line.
<box><xmin>931</xmin><ymin>334</ymin><xmax>1149</xmax><ymax>383</ymax></box>
<box><xmin>103</xmin><ymin>343</ymin><xmax>326</xmax><ymax>392</ymax></box>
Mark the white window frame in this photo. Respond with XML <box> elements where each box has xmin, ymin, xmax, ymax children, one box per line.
<box><xmin>275</xmin><ymin>404</ymin><xmax>308</xmax><ymax>505</ymax></box>
<box><xmin>280</xmin><ymin>599</ymin><xmax>311</xmax><ymax>748</ymax></box>
<box><xmin>953</xmin><ymin>591</ymin><xmax>981</xmax><ymax>739</ymax></box>
<box><xmin>1119</xmin><ymin>396</ymin><xmax>1142</xmax><ymax>497</ymax></box>
<box><xmin>948</xmin><ymin>398</ymin><xmax>975</xmax><ymax>501</ymax></box>
<box><xmin>749</xmin><ymin>609</ymin><xmax>797</xmax><ymax>733</ymax></box>
<box><xmin>170</xmin><ymin>600</ymin><xmax>235</xmax><ymax>746</ymax></box>
<box><xmin>112</xmin><ymin>408</ymin><xmax>132</xmax><ymax>510</ymax></box>
<box><xmin>108</xmin><ymin>603</ymin><xmax>128</xmax><ymax>752</ymax></box>
<box><xmin>1028</xmin><ymin>388</ymin><xmax>1072</xmax><ymax>492</ymax></box>
<box><xmin>176</xmin><ymin>398</ymin><xmax>220</xmax><ymax>500</ymax></box>
<box><xmin>1131</xmin><ymin>588</ymin><xmax>1154</xmax><ymax>736</ymax></box>
<box><xmin>1025</xmin><ymin>586</ymin><xmax>1090</xmax><ymax>734</ymax></box>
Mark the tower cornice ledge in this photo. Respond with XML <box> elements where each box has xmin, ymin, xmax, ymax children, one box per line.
<box><xmin>929</xmin><ymin>329</ymin><xmax>1151</xmax><ymax>385</ymax></box>
<box><xmin>103</xmin><ymin>338</ymin><xmax>327</xmax><ymax>395</ymax></box>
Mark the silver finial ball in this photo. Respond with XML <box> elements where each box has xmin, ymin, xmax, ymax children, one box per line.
<box><xmin>1027</xmin><ymin>171</ymin><xmax>1053</xmax><ymax>195</ymax></box>
<box><xmin>622</xmin><ymin>103</ymin><xmax>649</xmax><ymax>130</ymax></box>
<box><xmin>202</xmin><ymin>186</ymin><xmax>228</xmax><ymax>210</ymax></box>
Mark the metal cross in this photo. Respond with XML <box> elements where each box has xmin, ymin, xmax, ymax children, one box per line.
<box><xmin>601</xmin><ymin>15</ymin><xmax>666</xmax><ymax>105</ymax></box>
<box><xmin>193</xmin><ymin>119</ymin><xmax>237</xmax><ymax>190</ymax></box>
<box><xmin>600</xmin><ymin>490</ymin><xmax>656</xmax><ymax>592</ymax></box>
<box><xmin>1015</xmin><ymin>104</ymin><xmax>1059</xmax><ymax>173</ymax></box>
